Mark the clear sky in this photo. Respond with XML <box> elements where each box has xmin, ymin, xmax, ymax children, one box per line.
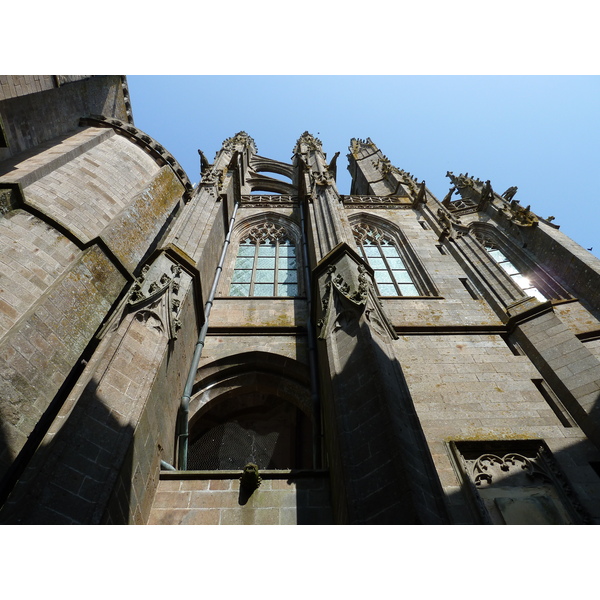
<box><xmin>127</xmin><ymin>75</ymin><xmax>599</xmax><ymax>257</ymax></box>
<box><xmin>7</xmin><ymin>1</ymin><xmax>597</xmax><ymax>587</ymax></box>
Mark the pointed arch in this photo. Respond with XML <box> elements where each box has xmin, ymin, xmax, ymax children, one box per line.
<box><xmin>186</xmin><ymin>352</ymin><xmax>313</xmax><ymax>470</ymax></box>
<box><xmin>248</xmin><ymin>155</ymin><xmax>295</xmax><ymax>194</ymax></box>
<box><xmin>469</xmin><ymin>222</ymin><xmax>571</xmax><ymax>302</ymax></box>
<box><xmin>224</xmin><ymin>213</ymin><xmax>303</xmax><ymax>298</ymax></box>
<box><xmin>349</xmin><ymin>213</ymin><xmax>438</xmax><ymax>297</ymax></box>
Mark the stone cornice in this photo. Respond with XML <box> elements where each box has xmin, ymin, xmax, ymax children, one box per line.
<box><xmin>79</xmin><ymin>115</ymin><xmax>194</xmax><ymax>202</ymax></box>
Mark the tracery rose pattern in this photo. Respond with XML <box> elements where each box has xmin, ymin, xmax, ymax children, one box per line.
<box><xmin>245</xmin><ymin>221</ymin><xmax>288</xmax><ymax>243</ymax></box>
<box><xmin>472</xmin><ymin>452</ymin><xmax>550</xmax><ymax>487</ymax></box>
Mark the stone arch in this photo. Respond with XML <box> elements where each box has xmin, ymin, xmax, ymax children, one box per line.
<box><xmin>247</xmin><ymin>155</ymin><xmax>295</xmax><ymax>194</ymax></box>
<box><xmin>233</xmin><ymin>212</ymin><xmax>302</xmax><ymax>246</ymax></box>
<box><xmin>186</xmin><ymin>352</ymin><xmax>313</xmax><ymax>470</ymax></box>
<box><xmin>250</xmin><ymin>155</ymin><xmax>295</xmax><ymax>180</ymax></box>
<box><xmin>247</xmin><ymin>174</ymin><xmax>295</xmax><ymax>195</ymax></box>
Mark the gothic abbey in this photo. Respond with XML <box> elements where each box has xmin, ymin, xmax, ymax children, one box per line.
<box><xmin>1</xmin><ymin>75</ymin><xmax>600</xmax><ymax>524</ymax></box>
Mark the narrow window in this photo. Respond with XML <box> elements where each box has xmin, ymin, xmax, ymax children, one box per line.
<box><xmin>532</xmin><ymin>379</ymin><xmax>576</xmax><ymax>427</ymax></box>
<box><xmin>353</xmin><ymin>224</ymin><xmax>419</xmax><ymax>296</ymax></box>
<box><xmin>484</xmin><ymin>243</ymin><xmax>546</xmax><ymax>302</ymax></box>
<box><xmin>230</xmin><ymin>222</ymin><xmax>299</xmax><ymax>297</ymax></box>
<box><xmin>459</xmin><ymin>277</ymin><xmax>479</xmax><ymax>299</ymax></box>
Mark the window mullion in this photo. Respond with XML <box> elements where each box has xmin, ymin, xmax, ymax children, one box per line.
<box><xmin>274</xmin><ymin>241</ymin><xmax>279</xmax><ymax>295</ymax></box>
<box><xmin>249</xmin><ymin>242</ymin><xmax>259</xmax><ymax>295</ymax></box>
<box><xmin>378</xmin><ymin>242</ymin><xmax>401</xmax><ymax>296</ymax></box>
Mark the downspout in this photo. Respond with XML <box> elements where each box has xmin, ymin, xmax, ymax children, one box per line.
<box><xmin>176</xmin><ymin>198</ymin><xmax>240</xmax><ymax>470</ymax></box>
<box><xmin>299</xmin><ymin>195</ymin><xmax>322</xmax><ymax>468</ymax></box>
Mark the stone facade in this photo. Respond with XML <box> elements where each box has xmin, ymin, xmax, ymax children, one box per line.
<box><xmin>1</xmin><ymin>77</ymin><xmax>600</xmax><ymax>524</ymax></box>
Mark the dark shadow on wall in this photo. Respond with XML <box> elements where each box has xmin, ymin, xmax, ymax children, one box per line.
<box><xmin>291</xmin><ymin>470</ymin><xmax>335</xmax><ymax>524</ymax></box>
<box><xmin>0</xmin><ymin>422</ymin><xmax>8</xmax><ymax>497</ymax></box>
<box><xmin>443</xmin><ymin>429</ymin><xmax>600</xmax><ymax>525</ymax></box>
<box><xmin>0</xmin><ymin>353</ymin><xmax>92</xmax><ymax>514</ymax></box>
<box><xmin>0</xmin><ymin>379</ymin><xmax>135</xmax><ymax>525</ymax></box>
<box><xmin>322</xmin><ymin>316</ymin><xmax>450</xmax><ymax>525</ymax></box>
<box><xmin>234</xmin><ymin>470</ymin><xmax>334</xmax><ymax>523</ymax></box>
<box><xmin>0</xmin><ymin>76</ymin><xmax>127</xmax><ymax>159</ymax></box>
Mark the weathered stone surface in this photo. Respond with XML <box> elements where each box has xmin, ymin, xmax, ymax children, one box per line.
<box><xmin>2</xmin><ymin>84</ymin><xmax>600</xmax><ymax>525</ymax></box>
<box><xmin>147</xmin><ymin>473</ymin><xmax>333</xmax><ymax>525</ymax></box>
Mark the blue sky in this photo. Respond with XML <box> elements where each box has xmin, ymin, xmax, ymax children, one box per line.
<box><xmin>127</xmin><ymin>75</ymin><xmax>599</xmax><ymax>256</ymax></box>
<box><xmin>7</xmin><ymin>0</ymin><xmax>599</xmax><ymax>585</ymax></box>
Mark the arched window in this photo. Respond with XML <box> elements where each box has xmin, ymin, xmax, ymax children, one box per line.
<box><xmin>229</xmin><ymin>221</ymin><xmax>299</xmax><ymax>297</ymax></box>
<box><xmin>483</xmin><ymin>242</ymin><xmax>546</xmax><ymax>302</ymax></box>
<box><xmin>187</xmin><ymin>391</ymin><xmax>313</xmax><ymax>470</ymax></box>
<box><xmin>187</xmin><ymin>353</ymin><xmax>314</xmax><ymax>471</ymax></box>
<box><xmin>352</xmin><ymin>222</ymin><xmax>422</xmax><ymax>296</ymax></box>
<box><xmin>470</xmin><ymin>225</ymin><xmax>571</xmax><ymax>303</ymax></box>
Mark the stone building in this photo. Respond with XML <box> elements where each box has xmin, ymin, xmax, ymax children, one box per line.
<box><xmin>1</xmin><ymin>75</ymin><xmax>600</xmax><ymax>525</ymax></box>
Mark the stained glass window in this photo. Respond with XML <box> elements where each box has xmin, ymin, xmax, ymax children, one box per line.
<box><xmin>353</xmin><ymin>223</ymin><xmax>420</xmax><ymax>296</ymax></box>
<box><xmin>230</xmin><ymin>222</ymin><xmax>299</xmax><ymax>297</ymax></box>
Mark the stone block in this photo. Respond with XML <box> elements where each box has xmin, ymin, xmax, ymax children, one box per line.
<box><xmin>152</xmin><ymin>491</ymin><xmax>191</xmax><ymax>510</ymax></box>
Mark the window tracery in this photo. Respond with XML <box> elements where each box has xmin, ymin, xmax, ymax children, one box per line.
<box><xmin>449</xmin><ymin>440</ymin><xmax>590</xmax><ymax>524</ymax></box>
<box><xmin>229</xmin><ymin>221</ymin><xmax>299</xmax><ymax>297</ymax></box>
<box><xmin>352</xmin><ymin>222</ymin><xmax>420</xmax><ymax>296</ymax></box>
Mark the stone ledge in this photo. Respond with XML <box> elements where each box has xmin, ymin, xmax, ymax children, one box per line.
<box><xmin>159</xmin><ymin>469</ymin><xmax>330</xmax><ymax>480</ymax></box>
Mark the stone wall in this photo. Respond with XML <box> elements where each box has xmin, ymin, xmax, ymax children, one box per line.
<box><xmin>147</xmin><ymin>471</ymin><xmax>333</xmax><ymax>525</ymax></box>
<box><xmin>0</xmin><ymin>124</ymin><xmax>184</xmax><ymax>482</ymax></box>
<box><xmin>0</xmin><ymin>76</ymin><xmax>130</xmax><ymax>162</ymax></box>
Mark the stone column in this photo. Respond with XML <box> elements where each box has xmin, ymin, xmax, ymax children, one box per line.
<box><xmin>297</xmin><ymin>134</ymin><xmax>448</xmax><ymax>524</ymax></box>
<box><xmin>508</xmin><ymin>301</ymin><xmax>600</xmax><ymax>450</ymax></box>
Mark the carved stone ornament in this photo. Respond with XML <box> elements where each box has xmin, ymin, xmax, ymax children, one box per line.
<box><xmin>454</xmin><ymin>442</ymin><xmax>591</xmax><ymax>525</ymax></box>
<box><xmin>127</xmin><ymin>261</ymin><xmax>184</xmax><ymax>340</ymax></box>
<box><xmin>501</xmin><ymin>199</ymin><xmax>539</xmax><ymax>227</ymax></box>
<box><xmin>313</xmin><ymin>171</ymin><xmax>335</xmax><ymax>187</ymax></box>
<box><xmin>437</xmin><ymin>208</ymin><xmax>463</xmax><ymax>239</ymax></box>
<box><xmin>471</xmin><ymin>452</ymin><xmax>550</xmax><ymax>488</ymax></box>
<box><xmin>198</xmin><ymin>149</ymin><xmax>211</xmax><ymax>174</ymax></box>
<box><xmin>373</xmin><ymin>156</ymin><xmax>393</xmax><ymax>177</ymax></box>
<box><xmin>317</xmin><ymin>264</ymin><xmax>397</xmax><ymax>341</ymax></box>
<box><xmin>502</xmin><ymin>186</ymin><xmax>518</xmax><ymax>201</ymax></box>
<box><xmin>370</xmin><ymin>157</ymin><xmax>421</xmax><ymax>198</ymax></box>
<box><xmin>199</xmin><ymin>167</ymin><xmax>226</xmax><ymax>190</ymax></box>
<box><xmin>441</xmin><ymin>186</ymin><xmax>457</xmax><ymax>207</ymax></box>
<box><xmin>240</xmin><ymin>463</ymin><xmax>262</xmax><ymax>491</ymax></box>
<box><xmin>221</xmin><ymin>131</ymin><xmax>257</xmax><ymax>154</ymax></box>
<box><xmin>327</xmin><ymin>151</ymin><xmax>340</xmax><ymax>179</ymax></box>
<box><xmin>244</xmin><ymin>221</ymin><xmax>288</xmax><ymax>243</ymax></box>
<box><xmin>341</xmin><ymin>195</ymin><xmax>412</xmax><ymax>209</ymax></box>
<box><xmin>240</xmin><ymin>194</ymin><xmax>298</xmax><ymax>208</ymax></box>
<box><xmin>295</xmin><ymin>131</ymin><xmax>323</xmax><ymax>153</ymax></box>
<box><xmin>413</xmin><ymin>181</ymin><xmax>427</xmax><ymax>206</ymax></box>
<box><xmin>349</xmin><ymin>137</ymin><xmax>377</xmax><ymax>159</ymax></box>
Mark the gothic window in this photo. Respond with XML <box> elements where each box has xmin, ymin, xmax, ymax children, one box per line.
<box><xmin>483</xmin><ymin>242</ymin><xmax>546</xmax><ymax>302</ymax></box>
<box><xmin>352</xmin><ymin>223</ymin><xmax>421</xmax><ymax>296</ymax></box>
<box><xmin>229</xmin><ymin>221</ymin><xmax>299</xmax><ymax>297</ymax></box>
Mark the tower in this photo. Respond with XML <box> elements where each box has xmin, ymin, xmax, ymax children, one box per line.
<box><xmin>2</xmin><ymin>76</ymin><xmax>600</xmax><ymax>524</ymax></box>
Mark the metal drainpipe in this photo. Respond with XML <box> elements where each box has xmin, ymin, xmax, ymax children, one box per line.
<box><xmin>176</xmin><ymin>198</ymin><xmax>240</xmax><ymax>470</ymax></box>
<box><xmin>299</xmin><ymin>196</ymin><xmax>322</xmax><ymax>468</ymax></box>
